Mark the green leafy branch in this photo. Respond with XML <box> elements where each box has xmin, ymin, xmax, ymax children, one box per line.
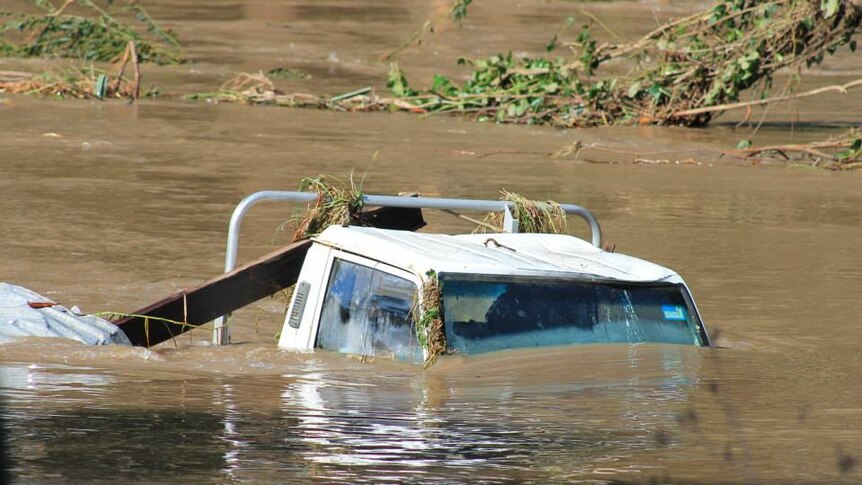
<box><xmin>0</xmin><ymin>0</ymin><xmax>183</xmax><ymax>64</ymax></box>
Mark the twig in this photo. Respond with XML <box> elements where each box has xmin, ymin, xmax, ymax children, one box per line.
<box><xmin>77</xmin><ymin>0</ymin><xmax>120</xmax><ymax>27</ymax></box>
<box><xmin>49</xmin><ymin>0</ymin><xmax>76</xmax><ymax>17</ymax></box>
<box><xmin>379</xmin><ymin>20</ymin><xmax>436</xmax><ymax>61</ymax></box>
<box><xmin>440</xmin><ymin>209</ymin><xmax>501</xmax><ymax>231</ymax></box>
<box><xmin>111</xmin><ymin>41</ymin><xmax>132</xmax><ymax>94</ymax></box>
<box><xmin>379</xmin><ymin>0</ymin><xmax>470</xmax><ymax>61</ymax></box>
<box><xmin>578</xmin><ymin>10</ymin><xmax>619</xmax><ymax>41</ymax></box>
<box><xmin>671</xmin><ymin>79</ymin><xmax>862</xmax><ymax>118</ymax></box>
<box><xmin>130</xmin><ymin>40</ymin><xmax>140</xmax><ymax>99</ymax></box>
<box><xmin>124</xmin><ymin>0</ymin><xmax>183</xmax><ymax>51</ymax></box>
<box><xmin>0</xmin><ymin>71</ymin><xmax>34</xmax><ymax>82</ymax></box>
<box><xmin>731</xmin><ymin>145</ymin><xmax>836</xmax><ymax>160</ymax></box>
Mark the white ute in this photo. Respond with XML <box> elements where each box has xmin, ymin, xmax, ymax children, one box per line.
<box><xmin>274</xmin><ymin>196</ymin><xmax>710</xmax><ymax>363</ymax></box>
<box><xmin>0</xmin><ymin>191</ymin><xmax>709</xmax><ymax>356</ymax></box>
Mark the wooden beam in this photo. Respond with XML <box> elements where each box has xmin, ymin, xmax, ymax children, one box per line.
<box><xmin>115</xmin><ymin>205</ymin><xmax>425</xmax><ymax>347</ymax></box>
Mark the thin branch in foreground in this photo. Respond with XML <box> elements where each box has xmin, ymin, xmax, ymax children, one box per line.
<box><xmin>670</xmin><ymin>79</ymin><xmax>862</xmax><ymax>119</ymax></box>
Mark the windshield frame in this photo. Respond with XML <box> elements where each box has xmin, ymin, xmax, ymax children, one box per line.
<box><xmin>437</xmin><ymin>272</ymin><xmax>710</xmax><ymax>351</ymax></box>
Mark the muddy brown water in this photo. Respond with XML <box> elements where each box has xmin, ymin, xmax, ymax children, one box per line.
<box><xmin>1</xmin><ymin>1</ymin><xmax>861</xmax><ymax>483</ymax></box>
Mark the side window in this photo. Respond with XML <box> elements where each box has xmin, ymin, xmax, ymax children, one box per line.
<box><xmin>316</xmin><ymin>258</ymin><xmax>422</xmax><ymax>362</ymax></box>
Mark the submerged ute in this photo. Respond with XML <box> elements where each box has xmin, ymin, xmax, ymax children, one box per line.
<box><xmin>279</xmin><ymin>224</ymin><xmax>711</xmax><ymax>364</ymax></box>
<box><xmin>0</xmin><ymin>189</ymin><xmax>709</xmax><ymax>360</ymax></box>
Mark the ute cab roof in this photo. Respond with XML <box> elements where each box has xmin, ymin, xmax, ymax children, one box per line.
<box><xmin>314</xmin><ymin>225</ymin><xmax>682</xmax><ymax>284</ymax></box>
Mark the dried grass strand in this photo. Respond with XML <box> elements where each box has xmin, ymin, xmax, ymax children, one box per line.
<box><xmin>475</xmin><ymin>191</ymin><xmax>568</xmax><ymax>234</ymax></box>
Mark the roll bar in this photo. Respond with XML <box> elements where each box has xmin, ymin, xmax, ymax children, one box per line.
<box><xmin>213</xmin><ymin>191</ymin><xmax>603</xmax><ymax>345</ymax></box>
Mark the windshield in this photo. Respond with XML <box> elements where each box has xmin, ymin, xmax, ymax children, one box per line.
<box><xmin>440</xmin><ymin>275</ymin><xmax>707</xmax><ymax>355</ymax></box>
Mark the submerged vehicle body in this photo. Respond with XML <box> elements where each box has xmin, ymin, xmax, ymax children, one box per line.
<box><xmin>278</xmin><ymin>225</ymin><xmax>710</xmax><ymax>363</ymax></box>
<box><xmin>1</xmin><ymin>190</ymin><xmax>709</xmax><ymax>360</ymax></box>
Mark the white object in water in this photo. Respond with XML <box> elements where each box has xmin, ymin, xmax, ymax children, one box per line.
<box><xmin>277</xmin><ymin>226</ymin><xmax>710</xmax><ymax>362</ymax></box>
<box><xmin>0</xmin><ymin>283</ymin><xmax>131</xmax><ymax>345</ymax></box>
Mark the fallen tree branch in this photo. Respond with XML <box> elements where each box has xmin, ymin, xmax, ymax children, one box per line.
<box><xmin>671</xmin><ymin>79</ymin><xmax>862</xmax><ymax>118</ymax></box>
<box><xmin>310</xmin><ymin>0</ymin><xmax>862</xmax><ymax>128</ymax></box>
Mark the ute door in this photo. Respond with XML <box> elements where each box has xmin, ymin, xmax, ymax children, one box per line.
<box><xmin>313</xmin><ymin>251</ymin><xmax>424</xmax><ymax>362</ymax></box>
<box><xmin>277</xmin><ymin>242</ymin><xmax>334</xmax><ymax>351</ymax></box>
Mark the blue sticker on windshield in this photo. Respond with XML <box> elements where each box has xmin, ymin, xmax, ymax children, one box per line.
<box><xmin>662</xmin><ymin>305</ymin><xmax>687</xmax><ymax>321</ymax></box>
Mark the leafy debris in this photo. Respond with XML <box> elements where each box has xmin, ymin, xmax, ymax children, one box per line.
<box><xmin>382</xmin><ymin>0</ymin><xmax>862</xmax><ymax>127</ymax></box>
<box><xmin>0</xmin><ymin>0</ymin><xmax>183</xmax><ymax>64</ymax></box>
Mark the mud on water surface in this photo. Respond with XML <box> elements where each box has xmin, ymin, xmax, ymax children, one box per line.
<box><xmin>1</xmin><ymin>1</ymin><xmax>862</xmax><ymax>483</ymax></box>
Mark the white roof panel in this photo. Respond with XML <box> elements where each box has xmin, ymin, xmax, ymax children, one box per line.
<box><xmin>314</xmin><ymin>226</ymin><xmax>679</xmax><ymax>282</ymax></box>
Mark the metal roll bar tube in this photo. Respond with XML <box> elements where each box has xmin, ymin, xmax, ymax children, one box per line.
<box><xmin>354</xmin><ymin>195</ymin><xmax>602</xmax><ymax>247</ymax></box>
<box><xmin>213</xmin><ymin>191</ymin><xmax>603</xmax><ymax>345</ymax></box>
<box><xmin>212</xmin><ymin>191</ymin><xmax>316</xmax><ymax>345</ymax></box>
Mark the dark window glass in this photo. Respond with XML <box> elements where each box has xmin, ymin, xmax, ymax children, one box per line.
<box><xmin>317</xmin><ymin>258</ymin><xmax>422</xmax><ymax>362</ymax></box>
<box><xmin>441</xmin><ymin>275</ymin><xmax>706</xmax><ymax>355</ymax></box>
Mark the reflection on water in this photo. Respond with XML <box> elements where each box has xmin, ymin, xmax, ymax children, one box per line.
<box><xmin>1</xmin><ymin>346</ymin><xmax>710</xmax><ymax>484</ymax></box>
<box><xmin>8</xmin><ymin>408</ymin><xmax>228</xmax><ymax>483</ymax></box>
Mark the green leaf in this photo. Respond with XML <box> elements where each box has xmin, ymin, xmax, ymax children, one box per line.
<box><xmin>546</xmin><ymin>34</ymin><xmax>557</xmax><ymax>53</ymax></box>
<box><xmin>386</xmin><ymin>63</ymin><xmax>416</xmax><ymax>97</ymax></box>
<box><xmin>647</xmin><ymin>83</ymin><xmax>665</xmax><ymax>101</ymax></box>
<box><xmin>821</xmin><ymin>0</ymin><xmax>839</xmax><ymax>19</ymax></box>
<box><xmin>709</xmin><ymin>4</ymin><xmax>727</xmax><ymax>24</ymax></box>
<box><xmin>452</xmin><ymin>0</ymin><xmax>472</xmax><ymax>24</ymax></box>
<box><xmin>576</xmin><ymin>25</ymin><xmax>591</xmax><ymax>44</ymax></box>
<box><xmin>736</xmin><ymin>139</ymin><xmax>752</xmax><ymax>149</ymax></box>
<box><xmin>431</xmin><ymin>74</ymin><xmax>449</xmax><ymax>92</ymax></box>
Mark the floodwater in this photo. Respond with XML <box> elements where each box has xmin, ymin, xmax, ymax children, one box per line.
<box><xmin>1</xmin><ymin>1</ymin><xmax>861</xmax><ymax>483</ymax></box>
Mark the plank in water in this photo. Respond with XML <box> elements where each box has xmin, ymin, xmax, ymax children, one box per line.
<box><xmin>115</xmin><ymin>205</ymin><xmax>425</xmax><ymax>347</ymax></box>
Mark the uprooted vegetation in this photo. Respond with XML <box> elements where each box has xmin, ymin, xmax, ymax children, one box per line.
<box><xmin>482</xmin><ymin>124</ymin><xmax>862</xmax><ymax>170</ymax></box>
<box><xmin>200</xmin><ymin>0</ymin><xmax>861</xmax><ymax>129</ymax></box>
<box><xmin>0</xmin><ymin>0</ymin><xmax>179</xmax><ymax>100</ymax></box>
<box><xmin>197</xmin><ymin>72</ymin><xmax>862</xmax><ymax>169</ymax></box>
<box><xmin>2</xmin><ymin>0</ymin><xmax>858</xmax><ymax>169</ymax></box>
<box><xmin>0</xmin><ymin>41</ymin><xmax>152</xmax><ymax>99</ymax></box>
<box><xmin>381</xmin><ymin>0</ymin><xmax>861</xmax><ymax>128</ymax></box>
<box><xmin>189</xmin><ymin>0</ymin><xmax>861</xmax><ymax>169</ymax></box>
<box><xmin>728</xmin><ymin>126</ymin><xmax>862</xmax><ymax>169</ymax></box>
<box><xmin>475</xmin><ymin>191</ymin><xmax>568</xmax><ymax>234</ymax></box>
<box><xmin>287</xmin><ymin>174</ymin><xmax>366</xmax><ymax>241</ymax></box>
<box><xmin>390</xmin><ymin>0</ymin><xmax>861</xmax><ymax>127</ymax></box>
<box><xmin>415</xmin><ymin>270</ymin><xmax>446</xmax><ymax>367</ymax></box>
<box><xmin>0</xmin><ymin>0</ymin><xmax>183</xmax><ymax>64</ymax></box>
